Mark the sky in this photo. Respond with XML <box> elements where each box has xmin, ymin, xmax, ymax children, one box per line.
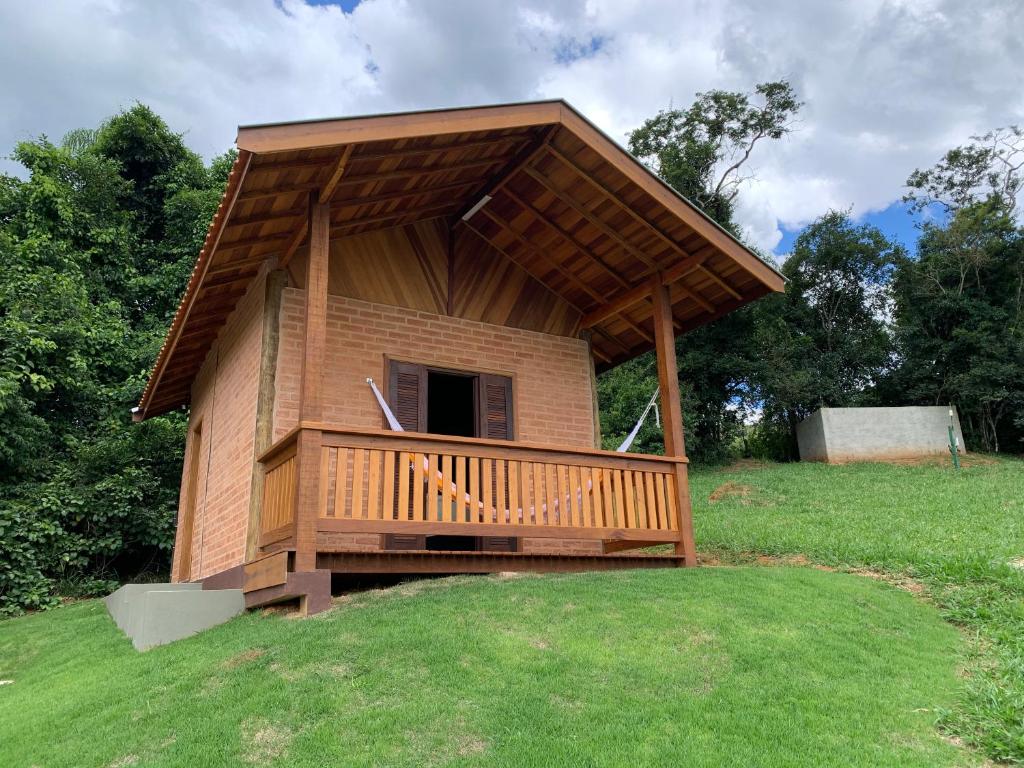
<box><xmin>1</xmin><ymin>0</ymin><xmax>1021</xmax><ymax>260</ymax></box>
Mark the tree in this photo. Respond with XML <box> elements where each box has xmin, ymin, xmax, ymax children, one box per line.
<box><xmin>0</xmin><ymin>105</ymin><xmax>230</xmax><ymax>614</ymax></box>
<box><xmin>750</xmin><ymin>212</ymin><xmax>904</xmax><ymax>457</ymax></box>
<box><xmin>886</xmin><ymin>202</ymin><xmax>1024</xmax><ymax>452</ymax></box>
<box><xmin>600</xmin><ymin>81</ymin><xmax>800</xmax><ymax>464</ymax></box>
<box><xmin>628</xmin><ymin>81</ymin><xmax>801</xmax><ymax>225</ymax></box>
<box><xmin>904</xmin><ymin>125</ymin><xmax>1023</xmax><ymax>216</ymax></box>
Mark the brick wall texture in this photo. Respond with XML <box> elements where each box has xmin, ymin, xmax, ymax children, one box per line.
<box><xmin>171</xmin><ymin>268</ymin><xmax>601</xmax><ymax>578</ymax></box>
<box><xmin>171</xmin><ymin>271</ymin><xmax>265</xmax><ymax>581</ymax></box>
<box><xmin>273</xmin><ymin>289</ymin><xmax>596</xmax><ymax>448</ymax></box>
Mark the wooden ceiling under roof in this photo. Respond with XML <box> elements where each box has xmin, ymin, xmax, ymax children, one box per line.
<box><xmin>137</xmin><ymin>100</ymin><xmax>784</xmax><ymax>420</ymax></box>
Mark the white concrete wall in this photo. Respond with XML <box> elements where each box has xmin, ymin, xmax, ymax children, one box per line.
<box><xmin>797</xmin><ymin>406</ymin><xmax>966</xmax><ymax>462</ymax></box>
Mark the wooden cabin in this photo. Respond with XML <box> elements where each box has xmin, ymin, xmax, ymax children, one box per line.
<box><xmin>135</xmin><ymin>100</ymin><xmax>784</xmax><ymax>613</ymax></box>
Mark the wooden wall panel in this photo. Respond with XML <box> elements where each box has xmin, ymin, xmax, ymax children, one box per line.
<box><xmin>452</xmin><ymin>226</ymin><xmax>580</xmax><ymax>337</ymax></box>
<box><xmin>321</xmin><ymin>220</ymin><xmax>581</xmax><ymax>339</ymax></box>
<box><xmin>328</xmin><ymin>220</ymin><xmax>448</xmax><ymax>313</ymax></box>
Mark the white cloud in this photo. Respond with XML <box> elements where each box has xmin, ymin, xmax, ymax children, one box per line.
<box><xmin>1</xmin><ymin>0</ymin><xmax>1021</xmax><ymax>252</ymax></box>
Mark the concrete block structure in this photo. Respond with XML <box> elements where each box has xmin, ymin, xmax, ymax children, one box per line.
<box><xmin>797</xmin><ymin>406</ymin><xmax>966</xmax><ymax>463</ymax></box>
<box><xmin>105</xmin><ymin>583</ymin><xmax>244</xmax><ymax>651</ymax></box>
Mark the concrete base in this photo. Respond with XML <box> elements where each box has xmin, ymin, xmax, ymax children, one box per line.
<box><xmin>104</xmin><ymin>583</ymin><xmax>245</xmax><ymax>651</ymax></box>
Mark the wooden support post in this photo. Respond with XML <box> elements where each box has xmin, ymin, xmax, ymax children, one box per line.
<box><xmin>580</xmin><ymin>329</ymin><xmax>602</xmax><ymax>449</ymax></box>
<box><xmin>245</xmin><ymin>268</ymin><xmax>288</xmax><ymax>561</ymax></box>
<box><xmin>651</xmin><ymin>276</ymin><xmax>697</xmax><ymax>566</ymax></box>
<box><xmin>293</xmin><ymin>194</ymin><xmax>330</xmax><ymax>572</ymax></box>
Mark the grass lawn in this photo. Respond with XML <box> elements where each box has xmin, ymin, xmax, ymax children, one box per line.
<box><xmin>691</xmin><ymin>454</ymin><xmax>1024</xmax><ymax>763</ymax></box>
<box><xmin>1</xmin><ymin>455</ymin><xmax>1020</xmax><ymax>767</ymax></box>
<box><xmin>0</xmin><ymin>568</ymin><xmax>975</xmax><ymax>768</ymax></box>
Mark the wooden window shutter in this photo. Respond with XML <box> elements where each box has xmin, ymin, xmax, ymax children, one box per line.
<box><xmin>388</xmin><ymin>360</ymin><xmax>427</xmax><ymax>432</ymax></box>
<box><xmin>478</xmin><ymin>374</ymin><xmax>514</xmax><ymax>440</ymax></box>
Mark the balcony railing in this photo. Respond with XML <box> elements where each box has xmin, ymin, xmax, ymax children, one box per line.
<box><xmin>258</xmin><ymin>426</ymin><xmax>687</xmax><ymax>547</ymax></box>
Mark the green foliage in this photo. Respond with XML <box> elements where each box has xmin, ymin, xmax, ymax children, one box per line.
<box><xmin>628</xmin><ymin>80</ymin><xmax>800</xmax><ymax>224</ymax></box>
<box><xmin>0</xmin><ymin>105</ymin><xmax>227</xmax><ymax>615</ymax></box>
<box><xmin>884</xmin><ymin>202</ymin><xmax>1024</xmax><ymax>452</ymax></box>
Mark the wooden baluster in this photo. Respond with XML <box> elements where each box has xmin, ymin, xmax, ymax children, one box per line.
<box><xmin>469</xmin><ymin>457</ymin><xmax>480</xmax><ymax>523</ymax></box>
<box><xmin>455</xmin><ymin>457</ymin><xmax>467</xmax><ymax>522</ymax></box>
<box><xmin>664</xmin><ymin>472</ymin><xmax>678</xmax><ymax>530</ymax></box>
<box><xmin>644</xmin><ymin>473</ymin><xmax>659</xmax><ymax>529</ymax></box>
<box><xmin>579</xmin><ymin>467</ymin><xmax>592</xmax><ymax>527</ymax></box>
<box><xmin>382</xmin><ymin>451</ymin><xmax>396</xmax><ymax>521</ymax></box>
<box><xmin>503</xmin><ymin>460</ymin><xmax>514</xmax><ymax>525</ymax></box>
<box><xmin>482</xmin><ymin>458</ymin><xmax>493</xmax><ymax>524</ymax></box>
<box><xmin>591</xmin><ymin>469</ymin><xmax>604</xmax><ymax>527</ymax></box>
<box><xmin>351</xmin><ymin>448</ymin><xmax>365</xmax><ymax>520</ymax></box>
<box><xmin>426</xmin><ymin>453</ymin><xmax>439</xmax><ymax>521</ymax></box>
<box><xmin>635</xmin><ymin>471</ymin><xmax>649</xmax><ymax>529</ymax></box>
<box><xmin>532</xmin><ymin>463</ymin><xmax>545</xmax><ymax>525</ymax></box>
<box><xmin>601</xmin><ymin>469</ymin><xmax>614</xmax><ymax>529</ymax></box>
<box><xmin>545</xmin><ymin>464</ymin><xmax>558</xmax><ymax>526</ymax></box>
<box><xmin>412</xmin><ymin>451</ymin><xmax>424</xmax><ymax>522</ymax></box>
<box><xmin>367</xmin><ymin>450</ymin><xmax>381</xmax><ymax>520</ymax></box>
<box><xmin>568</xmin><ymin>465</ymin><xmax>581</xmax><ymax>527</ymax></box>
<box><xmin>334</xmin><ymin>448</ymin><xmax>349</xmax><ymax>520</ymax></box>
<box><xmin>441</xmin><ymin>455</ymin><xmax>453</xmax><ymax>522</ymax></box>
<box><xmin>397</xmin><ymin>451</ymin><xmax>411</xmax><ymax>521</ymax></box>
<box><xmin>653</xmin><ymin>473</ymin><xmax>668</xmax><ymax>529</ymax></box>
<box><xmin>622</xmin><ymin>470</ymin><xmax>637</xmax><ymax>529</ymax></box>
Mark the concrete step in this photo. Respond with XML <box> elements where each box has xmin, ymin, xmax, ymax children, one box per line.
<box><xmin>104</xmin><ymin>583</ymin><xmax>244</xmax><ymax>651</ymax></box>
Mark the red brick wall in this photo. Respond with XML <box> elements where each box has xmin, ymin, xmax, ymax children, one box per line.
<box><xmin>273</xmin><ymin>291</ymin><xmax>596</xmax><ymax>447</ymax></box>
<box><xmin>171</xmin><ymin>271</ymin><xmax>266</xmax><ymax>581</ymax></box>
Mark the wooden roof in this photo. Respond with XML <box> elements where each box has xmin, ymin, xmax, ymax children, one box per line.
<box><xmin>136</xmin><ymin>100</ymin><xmax>784</xmax><ymax>420</ymax></box>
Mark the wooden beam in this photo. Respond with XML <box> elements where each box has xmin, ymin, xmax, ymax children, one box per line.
<box><xmin>330</xmin><ymin>200</ymin><xmax>461</xmax><ymax>234</ymax></box>
<box><xmin>351</xmin><ymin>134</ymin><xmax>528</xmax><ymax>164</ymax></box>
<box><xmin>245</xmin><ymin>269</ymin><xmax>288</xmax><ymax>561</ymax></box>
<box><xmin>697</xmin><ymin>264</ymin><xmax>742</xmax><ymax>300</ymax></box>
<box><xmin>453</xmin><ymin>124</ymin><xmax>557</xmax><ymax>223</ymax></box>
<box><xmin>294</xmin><ymin>196</ymin><xmax>330</xmax><ymax>573</ymax></box>
<box><xmin>557</xmin><ymin>107</ymin><xmax>786</xmax><ymax>293</ymax></box>
<box><xmin>337</xmin><ymin>155</ymin><xmax>509</xmax><ymax>188</ymax></box>
<box><xmin>237</xmin><ymin>100</ymin><xmax>563</xmax><ymax>154</ymax></box>
<box><xmin>217</xmin><ymin>233</ymin><xmax>292</xmax><ymax>253</ymax></box>
<box><xmin>225</xmin><ymin>207</ymin><xmax>307</xmax><ymax>230</ymax></box>
<box><xmin>329</xmin><ymin>179</ymin><xmax>479</xmax><ymax>213</ymax></box>
<box><xmin>651</xmin><ymin>276</ymin><xmax>696</xmax><ymax>566</ymax></box>
<box><xmin>500</xmin><ymin>186</ymin><xmax>628</xmax><ymax>289</ymax></box>
<box><xmin>522</xmin><ymin>165</ymin><xmax>657</xmax><ymax>270</ymax></box>
<box><xmin>236</xmin><ymin>181</ymin><xmax>320</xmax><ymax>203</ymax></box>
<box><xmin>319</xmin><ymin>144</ymin><xmax>354</xmax><ymax>202</ymax></box>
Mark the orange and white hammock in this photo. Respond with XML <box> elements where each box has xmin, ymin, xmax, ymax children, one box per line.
<box><xmin>367</xmin><ymin>378</ymin><xmax>658</xmax><ymax>522</ymax></box>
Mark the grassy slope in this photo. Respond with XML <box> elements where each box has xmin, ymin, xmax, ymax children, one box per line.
<box><xmin>691</xmin><ymin>455</ymin><xmax>1024</xmax><ymax>763</ymax></box>
<box><xmin>0</xmin><ymin>569</ymin><xmax>973</xmax><ymax>768</ymax></box>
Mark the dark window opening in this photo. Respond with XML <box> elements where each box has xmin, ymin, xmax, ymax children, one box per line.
<box><xmin>425</xmin><ymin>535</ymin><xmax>478</xmax><ymax>551</ymax></box>
<box><xmin>427</xmin><ymin>370</ymin><xmax>477</xmax><ymax>437</ymax></box>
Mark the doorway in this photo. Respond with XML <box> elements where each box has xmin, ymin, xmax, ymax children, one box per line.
<box><xmin>427</xmin><ymin>370</ymin><xmax>477</xmax><ymax>437</ymax></box>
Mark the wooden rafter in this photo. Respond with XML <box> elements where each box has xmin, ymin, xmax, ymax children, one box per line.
<box><xmin>217</xmin><ymin>232</ymin><xmax>292</xmax><ymax>253</ymax></box>
<box><xmin>329</xmin><ymin>178</ymin><xmax>479</xmax><ymax>214</ymax></box>
<box><xmin>319</xmin><ymin>144</ymin><xmax>354</xmax><ymax>202</ymax></box>
<box><xmin>337</xmin><ymin>155</ymin><xmax>510</xmax><ymax>188</ymax></box>
<box><xmin>697</xmin><ymin>264</ymin><xmax>742</xmax><ymax>300</ymax></box>
<box><xmin>452</xmin><ymin>124</ymin><xmax>557</xmax><ymax>223</ymax></box>
<box><xmin>351</xmin><ymin>134</ymin><xmax>528</xmax><ymax>164</ymax></box>
<box><xmin>330</xmin><ymin>200</ymin><xmax>461</xmax><ymax>234</ymax></box>
<box><xmin>225</xmin><ymin>207</ymin><xmax>307</xmax><ymax>230</ymax></box>
<box><xmin>237</xmin><ymin>182</ymin><xmax>320</xmax><ymax>203</ymax></box>
<box><xmin>521</xmin><ymin>165</ymin><xmax>657</xmax><ymax>270</ymax></box>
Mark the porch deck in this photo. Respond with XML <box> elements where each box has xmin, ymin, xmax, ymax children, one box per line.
<box><xmin>256</xmin><ymin>425</ymin><xmax>693</xmax><ymax>567</ymax></box>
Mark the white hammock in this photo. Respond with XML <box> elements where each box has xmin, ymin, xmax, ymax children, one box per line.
<box><xmin>366</xmin><ymin>377</ymin><xmax>660</xmax><ymax>523</ymax></box>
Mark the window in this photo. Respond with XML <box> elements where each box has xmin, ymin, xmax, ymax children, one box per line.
<box><xmin>387</xmin><ymin>360</ymin><xmax>513</xmax><ymax>440</ymax></box>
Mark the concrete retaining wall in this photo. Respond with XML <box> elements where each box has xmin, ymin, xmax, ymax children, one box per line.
<box><xmin>797</xmin><ymin>406</ymin><xmax>966</xmax><ymax>463</ymax></box>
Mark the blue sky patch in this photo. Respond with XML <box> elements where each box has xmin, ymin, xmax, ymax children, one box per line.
<box><xmin>773</xmin><ymin>201</ymin><xmax>946</xmax><ymax>259</ymax></box>
<box><xmin>554</xmin><ymin>34</ymin><xmax>607</xmax><ymax>65</ymax></box>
